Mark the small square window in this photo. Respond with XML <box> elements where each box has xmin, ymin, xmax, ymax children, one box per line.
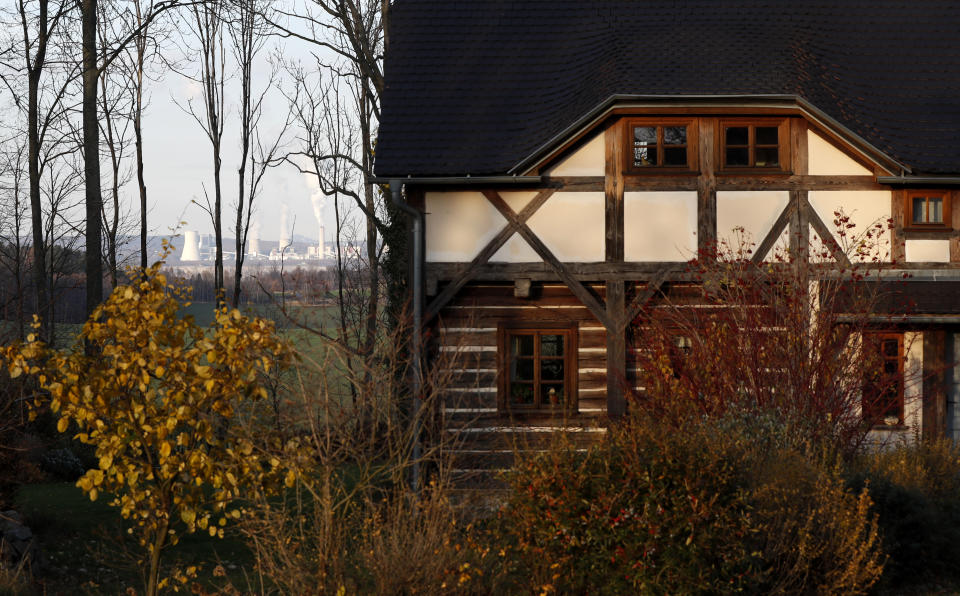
<box><xmin>500</xmin><ymin>325</ymin><xmax>577</xmax><ymax>411</ymax></box>
<box><xmin>624</xmin><ymin>119</ymin><xmax>696</xmax><ymax>172</ymax></box>
<box><xmin>907</xmin><ymin>191</ymin><xmax>950</xmax><ymax>227</ymax></box>
<box><xmin>719</xmin><ymin>119</ymin><xmax>788</xmax><ymax>172</ymax></box>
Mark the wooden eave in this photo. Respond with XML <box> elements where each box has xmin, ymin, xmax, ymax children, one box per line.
<box><xmin>514</xmin><ymin>94</ymin><xmax>905</xmax><ymax>178</ymax></box>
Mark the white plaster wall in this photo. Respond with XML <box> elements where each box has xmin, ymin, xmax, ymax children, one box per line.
<box><xmin>544</xmin><ymin>132</ymin><xmax>605</xmax><ymax>177</ymax></box>
<box><xmin>905</xmin><ymin>331</ymin><xmax>923</xmax><ymax>433</ymax></box>
<box><xmin>807</xmin><ymin>131</ymin><xmax>872</xmax><ymax>176</ymax></box>
<box><xmin>716</xmin><ymin>191</ymin><xmax>790</xmax><ymax>255</ymax></box>
<box><xmin>808</xmin><ymin>191</ymin><xmax>892</xmax><ymax>262</ymax></box>
<box><xmin>948</xmin><ymin>333</ymin><xmax>960</xmax><ymax>441</ymax></box>
<box><xmin>905</xmin><ymin>239</ymin><xmax>951</xmax><ymax>263</ymax></box>
<box><xmin>425</xmin><ymin>191</ymin><xmax>507</xmax><ymax>262</ymax></box>
<box><xmin>526</xmin><ymin>192</ymin><xmax>605</xmax><ymax>261</ymax></box>
<box><xmin>624</xmin><ymin>191</ymin><xmax>698</xmax><ymax>261</ymax></box>
<box><xmin>490</xmin><ymin>235</ymin><xmax>540</xmax><ymax>262</ymax></box>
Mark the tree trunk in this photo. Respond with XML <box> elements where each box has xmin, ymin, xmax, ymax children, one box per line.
<box><xmin>82</xmin><ymin>0</ymin><xmax>103</xmax><ymax>317</ymax></box>
<box><xmin>134</xmin><ymin>7</ymin><xmax>148</xmax><ymax>273</ymax></box>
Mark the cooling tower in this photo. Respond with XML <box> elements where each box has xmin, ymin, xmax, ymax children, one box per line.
<box><xmin>181</xmin><ymin>230</ymin><xmax>200</xmax><ymax>261</ymax></box>
<box><xmin>318</xmin><ymin>225</ymin><xmax>325</xmax><ymax>257</ymax></box>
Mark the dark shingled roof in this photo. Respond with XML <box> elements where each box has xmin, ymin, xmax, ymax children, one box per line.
<box><xmin>375</xmin><ymin>1</ymin><xmax>960</xmax><ymax>178</ymax></box>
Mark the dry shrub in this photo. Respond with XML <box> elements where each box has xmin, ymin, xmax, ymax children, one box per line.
<box><xmin>849</xmin><ymin>438</ymin><xmax>960</xmax><ymax>586</ymax></box>
<box><xmin>230</xmin><ymin>321</ymin><xmax>476</xmax><ymax>594</ymax></box>
<box><xmin>750</xmin><ymin>450</ymin><xmax>885</xmax><ymax>594</ymax></box>
<box><xmin>632</xmin><ymin>228</ymin><xmax>908</xmax><ymax>458</ymax></box>
<box><xmin>359</xmin><ymin>485</ymin><xmax>474</xmax><ymax>595</ymax></box>
<box><xmin>486</xmin><ymin>411</ymin><xmax>885</xmax><ymax>595</ymax></box>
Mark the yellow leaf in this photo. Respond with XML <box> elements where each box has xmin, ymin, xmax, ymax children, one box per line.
<box><xmin>99</xmin><ymin>455</ymin><xmax>113</xmax><ymax>470</ymax></box>
<box><xmin>181</xmin><ymin>509</ymin><xmax>196</xmax><ymax>525</ymax></box>
<box><xmin>56</xmin><ymin>418</ymin><xmax>69</xmax><ymax>433</ymax></box>
<box><xmin>159</xmin><ymin>442</ymin><xmax>172</xmax><ymax>458</ymax></box>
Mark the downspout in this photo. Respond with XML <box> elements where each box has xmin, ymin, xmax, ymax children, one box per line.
<box><xmin>390</xmin><ymin>180</ymin><xmax>423</xmax><ymax>493</ymax></box>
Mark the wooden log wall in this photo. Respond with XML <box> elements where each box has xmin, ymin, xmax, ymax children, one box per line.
<box><xmin>435</xmin><ymin>282</ymin><xmax>609</xmax><ymax>418</ymax></box>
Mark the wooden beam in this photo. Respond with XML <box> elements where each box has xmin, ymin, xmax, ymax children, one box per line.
<box><xmin>484</xmin><ymin>190</ymin><xmax>614</xmax><ymax>328</ymax></box>
<box><xmin>892</xmin><ymin>188</ymin><xmax>906</xmax><ymax>263</ymax></box>
<box><xmin>426</xmin><ymin>260</ymin><xmax>960</xmax><ymax>282</ymax></box>
<box><xmin>952</xmin><ymin>189</ymin><xmax>960</xmax><ymax>262</ymax></box>
<box><xmin>424</xmin><ymin>189</ymin><xmax>555</xmax><ymax>321</ymax></box>
<box><xmin>791</xmin><ymin>118</ymin><xmax>809</xmax><ymax>176</ymax></box>
<box><xmin>803</xmin><ymin>197</ymin><xmax>853</xmax><ymax>267</ymax></box>
<box><xmin>752</xmin><ymin>199</ymin><xmax>795</xmax><ymax>264</ymax></box>
<box><xmin>715</xmin><ymin>175</ymin><xmax>885</xmax><ymax>191</ymax></box>
<box><xmin>698</xmin><ymin>117</ymin><xmax>717</xmax><ymax>253</ymax></box>
<box><xmin>605</xmin><ymin>121</ymin><xmax>625</xmax><ymax>262</ymax></box>
<box><xmin>923</xmin><ymin>330</ymin><xmax>947</xmax><ymax>438</ymax></box>
<box><xmin>621</xmin><ymin>267</ymin><xmax>675</xmax><ymax>330</ymax></box>
<box><xmin>606</xmin><ymin>280</ymin><xmax>626</xmax><ymax>419</ymax></box>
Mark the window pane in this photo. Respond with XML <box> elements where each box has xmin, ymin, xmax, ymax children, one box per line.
<box><xmin>541</xmin><ymin>334</ymin><xmax>564</xmax><ymax>356</ymax></box>
<box><xmin>726</xmin><ymin>147</ymin><xmax>749</xmax><ymax>166</ymax></box>
<box><xmin>725</xmin><ymin>126</ymin><xmax>748</xmax><ymax>145</ymax></box>
<box><xmin>755</xmin><ymin>147</ymin><xmax>779</xmax><ymax>167</ymax></box>
<box><xmin>511</xmin><ymin>358</ymin><xmax>534</xmax><ymax>382</ymax></box>
<box><xmin>929</xmin><ymin>197</ymin><xmax>943</xmax><ymax>223</ymax></box>
<box><xmin>663</xmin><ymin>147</ymin><xmax>687</xmax><ymax>166</ymax></box>
<box><xmin>541</xmin><ymin>384</ymin><xmax>564</xmax><ymax>406</ymax></box>
<box><xmin>663</xmin><ymin>126</ymin><xmax>686</xmax><ymax>145</ymax></box>
<box><xmin>541</xmin><ymin>358</ymin><xmax>564</xmax><ymax>381</ymax></box>
<box><xmin>882</xmin><ymin>339</ymin><xmax>900</xmax><ymax>358</ymax></box>
<box><xmin>756</xmin><ymin>126</ymin><xmax>779</xmax><ymax>145</ymax></box>
<box><xmin>512</xmin><ymin>334</ymin><xmax>534</xmax><ymax>356</ymax></box>
<box><xmin>510</xmin><ymin>383</ymin><xmax>534</xmax><ymax>405</ymax></box>
<box><xmin>913</xmin><ymin>197</ymin><xmax>926</xmax><ymax>224</ymax></box>
<box><xmin>634</xmin><ymin>126</ymin><xmax>657</xmax><ymax>144</ymax></box>
<box><xmin>633</xmin><ymin>146</ymin><xmax>657</xmax><ymax>167</ymax></box>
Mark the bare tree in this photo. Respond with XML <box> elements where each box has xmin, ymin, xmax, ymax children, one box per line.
<box><xmin>226</xmin><ymin>0</ymin><xmax>286</xmax><ymax>307</ymax></box>
<box><xmin>97</xmin><ymin>6</ymin><xmax>137</xmax><ymax>288</ymax></box>
<box><xmin>0</xmin><ymin>137</ymin><xmax>30</xmax><ymax>340</ymax></box>
<box><xmin>274</xmin><ymin>0</ymin><xmax>392</xmax><ymax>399</ymax></box>
<box><xmin>180</xmin><ymin>0</ymin><xmax>227</xmax><ymax>307</ymax></box>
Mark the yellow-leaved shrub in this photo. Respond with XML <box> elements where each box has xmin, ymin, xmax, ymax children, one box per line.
<box><xmin>3</xmin><ymin>260</ymin><xmax>300</xmax><ymax>596</ymax></box>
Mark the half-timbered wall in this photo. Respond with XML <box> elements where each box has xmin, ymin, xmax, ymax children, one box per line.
<box><xmin>420</xmin><ymin>110</ymin><xmax>959</xmax><ymax>442</ymax></box>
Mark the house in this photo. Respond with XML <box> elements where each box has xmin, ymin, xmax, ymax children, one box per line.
<box><xmin>373</xmin><ymin>1</ymin><xmax>960</xmax><ymax>446</ymax></box>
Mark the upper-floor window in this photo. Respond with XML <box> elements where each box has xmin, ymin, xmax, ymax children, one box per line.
<box><xmin>719</xmin><ymin>119</ymin><xmax>790</xmax><ymax>172</ymax></box>
<box><xmin>907</xmin><ymin>190</ymin><xmax>951</xmax><ymax>228</ymax></box>
<box><xmin>624</xmin><ymin>118</ymin><xmax>696</xmax><ymax>173</ymax></box>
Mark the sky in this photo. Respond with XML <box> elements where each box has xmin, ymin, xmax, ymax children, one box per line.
<box><xmin>137</xmin><ymin>31</ymin><xmax>339</xmax><ymax>246</ymax></box>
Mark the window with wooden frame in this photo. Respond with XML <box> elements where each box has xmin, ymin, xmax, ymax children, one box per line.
<box><xmin>624</xmin><ymin>118</ymin><xmax>696</xmax><ymax>173</ymax></box>
<box><xmin>498</xmin><ymin>324</ymin><xmax>577</xmax><ymax>412</ymax></box>
<box><xmin>718</xmin><ymin>119</ymin><xmax>790</xmax><ymax>172</ymax></box>
<box><xmin>862</xmin><ymin>332</ymin><xmax>904</xmax><ymax>425</ymax></box>
<box><xmin>906</xmin><ymin>190</ymin><xmax>952</xmax><ymax>229</ymax></box>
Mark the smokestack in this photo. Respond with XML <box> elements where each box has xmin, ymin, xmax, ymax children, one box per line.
<box><xmin>181</xmin><ymin>231</ymin><xmax>200</xmax><ymax>261</ymax></box>
<box><xmin>279</xmin><ymin>204</ymin><xmax>291</xmax><ymax>249</ymax></box>
<box><xmin>311</xmin><ymin>194</ymin><xmax>324</xmax><ymax>258</ymax></box>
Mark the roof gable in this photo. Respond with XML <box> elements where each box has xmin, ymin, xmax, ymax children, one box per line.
<box><xmin>375</xmin><ymin>1</ymin><xmax>960</xmax><ymax>178</ymax></box>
